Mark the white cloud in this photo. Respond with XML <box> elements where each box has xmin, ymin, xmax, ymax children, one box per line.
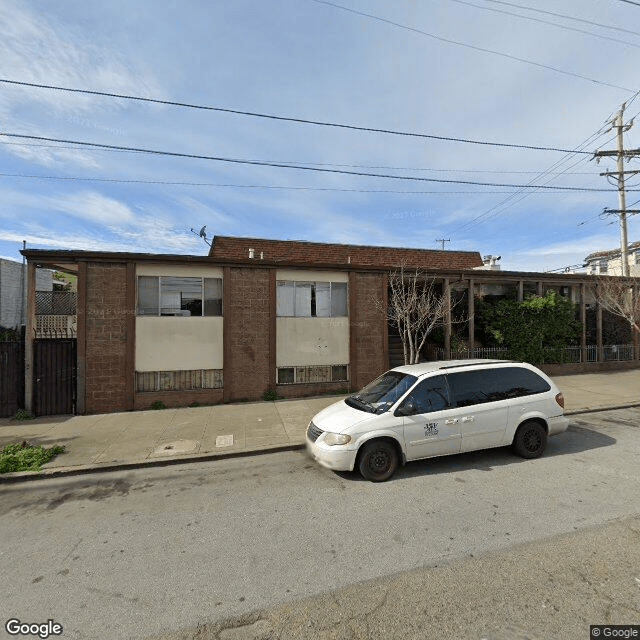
<box><xmin>48</xmin><ymin>191</ymin><xmax>136</xmax><ymax>224</ymax></box>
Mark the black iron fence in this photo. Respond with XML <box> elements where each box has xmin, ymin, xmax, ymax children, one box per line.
<box><xmin>0</xmin><ymin>332</ymin><xmax>25</xmax><ymax>418</ymax></box>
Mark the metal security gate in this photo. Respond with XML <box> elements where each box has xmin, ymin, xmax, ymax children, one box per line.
<box><xmin>33</xmin><ymin>339</ymin><xmax>77</xmax><ymax>416</ymax></box>
<box><xmin>0</xmin><ymin>339</ymin><xmax>23</xmax><ymax>417</ymax></box>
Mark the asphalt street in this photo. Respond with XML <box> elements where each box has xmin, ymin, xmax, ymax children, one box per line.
<box><xmin>1</xmin><ymin>408</ymin><xmax>639</xmax><ymax>639</ymax></box>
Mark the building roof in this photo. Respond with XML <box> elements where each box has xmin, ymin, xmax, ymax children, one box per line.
<box><xmin>208</xmin><ymin>235</ymin><xmax>484</xmax><ymax>270</ymax></box>
<box><xmin>585</xmin><ymin>240</ymin><xmax>640</xmax><ymax>262</ymax></box>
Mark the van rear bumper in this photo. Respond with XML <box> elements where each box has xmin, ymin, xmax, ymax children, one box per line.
<box><xmin>548</xmin><ymin>414</ymin><xmax>570</xmax><ymax>436</ymax></box>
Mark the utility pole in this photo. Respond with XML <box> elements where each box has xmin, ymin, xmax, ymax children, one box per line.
<box><xmin>594</xmin><ymin>103</ymin><xmax>638</xmax><ymax>276</ymax></box>
<box><xmin>435</xmin><ymin>238</ymin><xmax>450</xmax><ymax>251</ymax></box>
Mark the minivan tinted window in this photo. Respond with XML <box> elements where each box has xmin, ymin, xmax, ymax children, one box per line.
<box><xmin>448</xmin><ymin>366</ymin><xmax>551</xmax><ymax>408</ymax></box>
<box><xmin>396</xmin><ymin>375</ymin><xmax>450</xmax><ymax>415</ymax></box>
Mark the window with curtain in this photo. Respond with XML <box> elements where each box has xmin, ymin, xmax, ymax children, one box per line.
<box><xmin>137</xmin><ymin>276</ymin><xmax>223</xmax><ymax>316</ymax></box>
<box><xmin>276</xmin><ymin>281</ymin><xmax>347</xmax><ymax>317</ymax></box>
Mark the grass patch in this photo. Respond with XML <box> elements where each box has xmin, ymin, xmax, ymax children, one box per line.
<box><xmin>0</xmin><ymin>441</ymin><xmax>65</xmax><ymax>474</ymax></box>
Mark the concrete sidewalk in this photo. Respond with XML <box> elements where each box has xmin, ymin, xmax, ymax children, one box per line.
<box><xmin>1</xmin><ymin>370</ymin><xmax>639</xmax><ymax>481</ymax></box>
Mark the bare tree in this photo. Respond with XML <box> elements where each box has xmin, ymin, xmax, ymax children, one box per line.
<box><xmin>591</xmin><ymin>277</ymin><xmax>640</xmax><ymax>332</ymax></box>
<box><xmin>374</xmin><ymin>265</ymin><xmax>453</xmax><ymax>365</ymax></box>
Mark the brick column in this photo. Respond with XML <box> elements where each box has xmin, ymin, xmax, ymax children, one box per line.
<box><xmin>84</xmin><ymin>262</ymin><xmax>129</xmax><ymax>413</ymax></box>
<box><xmin>349</xmin><ymin>271</ymin><xmax>387</xmax><ymax>391</ymax></box>
<box><xmin>223</xmin><ymin>267</ymin><xmax>271</xmax><ymax>401</ymax></box>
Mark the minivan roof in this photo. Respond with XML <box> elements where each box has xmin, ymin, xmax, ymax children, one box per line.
<box><xmin>391</xmin><ymin>359</ymin><xmax>517</xmax><ymax>376</ymax></box>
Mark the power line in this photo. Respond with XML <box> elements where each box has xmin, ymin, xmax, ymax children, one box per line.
<box><xmin>448</xmin><ymin>0</ymin><xmax>640</xmax><ymax>49</ymax></box>
<box><xmin>480</xmin><ymin>0</ymin><xmax>640</xmax><ymax>37</ymax></box>
<box><xmin>305</xmin><ymin>0</ymin><xmax>635</xmax><ymax>93</ymax></box>
<box><xmin>446</xmin><ymin>125</ymin><xmax>616</xmax><ymax>234</ymax></box>
<box><xmin>0</xmin><ymin>140</ymin><xmax>598</xmax><ymax>174</ymax></box>
<box><xmin>617</xmin><ymin>0</ymin><xmax>640</xmax><ymax>6</ymax></box>
<box><xmin>0</xmin><ymin>172</ymin><xmax>607</xmax><ymax>194</ymax></box>
<box><xmin>0</xmin><ymin>131</ymin><xmax>617</xmax><ymax>190</ymax></box>
<box><xmin>0</xmin><ymin>78</ymin><xmax>593</xmax><ymax>154</ymax></box>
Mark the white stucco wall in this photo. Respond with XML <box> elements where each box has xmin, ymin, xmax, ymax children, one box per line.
<box><xmin>276</xmin><ymin>269</ymin><xmax>348</xmax><ymax>283</ymax></box>
<box><xmin>137</xmin><ymin>263</ymin><xmax>223</xmax><ymax>278</ymax></box>
<box><xmin>276</xmin><ymin>317</ymin><xmax>349</xmax><ymax>366</ymax></box>
<box><xmin>275</xmin><ymin>270</ymin><xmax>349</xmax><ymax>367</ymax></box>
<box><xmin>135</xmin><ymin>263</ymin><xmax>223</xmax><ymax>371</ymax></box>
<box><xmin>136</xmin><ymin>316</ymin><xmax>223</xmax><ymax>371</ymax></box>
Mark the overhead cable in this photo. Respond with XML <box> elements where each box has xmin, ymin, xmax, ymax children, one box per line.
<box><xmin>0</xmin><ymin>78</ymin><xmax>599</xmax><ymax>153</ymax></box>
<box><xmin>0</xmin><ymin>171</ymin><xmax>611</xmax><ymax>194</ymax></box>
<box><xmin>449</xmin><ymin>0</ymin><xmax>640</xmax><ymax>48</ymax></box>
<box><xmin>0</xmin><ymin>131</ymin><xmax>618</xmax><ymax>190</ymax></box>
<box><xmin>305</xmin><ymin>0</ymin><xmax>635</xmax><ymax>93</ymax></box>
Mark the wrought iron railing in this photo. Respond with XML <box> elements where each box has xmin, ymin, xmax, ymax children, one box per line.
<box><xmin>434</xmin><ymin>344</ymin><xmax>637</xmax><ymax>364</ymax></box>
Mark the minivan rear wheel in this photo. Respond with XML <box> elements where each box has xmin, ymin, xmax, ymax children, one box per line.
<box><xmin>512</xmin><ymin>420</ymin><xmax>547</xmax><ymax>459</ymax></box>
<box><xmin>358</xmin><ymin>440</ymin><xmax>399</xmax><ymax>482</ymax></box>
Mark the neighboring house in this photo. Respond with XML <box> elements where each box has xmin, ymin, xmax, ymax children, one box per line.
<box><xmin>0</xmin><ymin>258</ymin><xmax>52</xmax><ymax>329</ymax></box>
<box><xmin>21</xmin><ymin>235</ymin><xmax>640</xmax><ymax>416</ymax></box>
<box><xmin>584</xmin><ymin>241</ymin><xmax>640</xmax><ymax>276</ymax></box>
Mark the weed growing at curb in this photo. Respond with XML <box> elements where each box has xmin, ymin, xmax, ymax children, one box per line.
<box><xmin>261</xmin><ymin>389</ymin><xmax>278</xmax><ymax>401</ymax></box>
<box><xmin>0</xmin><ymin>441</ymin><xmax>65</xmax><ymax>474</ymax></box>
<box><xmin>151</xmin><ymin>401</ymin><xmax>167</xmax><ymax>410</ymax></box>
<box><xmin>11</xmin><ymin>409</ymin><xmax>33</xmax><ymax>421</ymax></box>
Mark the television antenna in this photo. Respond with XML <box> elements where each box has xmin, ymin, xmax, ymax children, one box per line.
<box><xmin>190</xmin><ymin>224</ymin><xmax>211</xmax><ymax>246</ymax></box>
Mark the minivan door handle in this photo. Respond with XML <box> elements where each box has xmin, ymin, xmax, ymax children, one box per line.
<box><xmin>461</xmin><ymin>416</ymin><xmax>474</xmax><ymax>423</ymax></box>
<box><xmin>445</xmin><ymin>418</ymin><xmax>459</xmax><ymax>425</ymax></box>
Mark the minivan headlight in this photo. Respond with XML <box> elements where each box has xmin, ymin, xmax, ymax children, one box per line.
<box><xmin>323</xmin><ymin>432</ymin><xmax>352</xmax><ymax>446</ymax></box>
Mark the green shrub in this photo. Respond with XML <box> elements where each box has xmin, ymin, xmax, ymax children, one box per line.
<box><xmin>477</xmin><ymin>291</ymin><xmax>582</xmax><ymax>363</ymax></box>
<box><xmin>0</xmin><ymin>441</ymin><xmax>65</xmax><ymax>474</ymax></box>
<box><xmin>151</xmin><ymin>401</ymin><xmax>167</xmax><ymax>410</ymax></box>
<box><xmin>261</xmin><ymin>389</ymin><xmax>278</xmax><ymax>401</ymax></box>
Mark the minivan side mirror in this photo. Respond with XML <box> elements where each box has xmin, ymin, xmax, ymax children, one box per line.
<box><xmin>395</xmin><ymin>401</ymin><xmax>416</xmax><ymax>417</ymax></box>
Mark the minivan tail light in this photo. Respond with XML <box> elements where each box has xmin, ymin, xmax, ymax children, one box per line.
<box><xmin>555</xmin><ymin>392</ymin><xmax>565</xmax><ymax>409</ymax></box>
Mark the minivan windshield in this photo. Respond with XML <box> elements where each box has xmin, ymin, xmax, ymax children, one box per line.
<box><xmin>346</xmin><ymin>371</ymin><xmax>418</xmax><ymax>413</ymax></box>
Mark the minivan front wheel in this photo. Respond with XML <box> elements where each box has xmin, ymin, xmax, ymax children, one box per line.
<box><xmin>512</xmin><ymin>421</ymin><xmax>547</xmax><ymax>459</ymax></box>
<box><xmin>357</xmin><ymin>440</ymin><xmax>399</xmax><ymax>482</ymax></box>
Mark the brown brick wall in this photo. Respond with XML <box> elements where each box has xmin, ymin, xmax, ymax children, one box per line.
<box><xmin>275</xmin><ymin>381</ymin><xmax>350</xmax><ymax>399</ymax></box>
<box><xmin>134</xmin><ymin>389</ymin><xmax>223</xmax><ymax>410</ymax></box>
<box><xmin>84</xmin><ymin>262</ymin><xmax>131</xmax><ymax>413</ymax></box>
<box><xmin>209</xmin><ymin>236</ymin><xmax>483</xmax><ymax>270</ymax></box>
<box><xmin>224</xmin><ymin>267</ymin><xmax>272</xmax><ymax>401</ymax></box>
<box><xmin>349</xmin><ymin>272</ymin><xmax>388</xmax><ymax>390</ymax></box>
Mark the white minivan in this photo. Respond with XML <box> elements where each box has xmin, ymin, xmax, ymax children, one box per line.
<box><xmin>306</xmin><ymin>360</ymin><xmax>569</xmax><ymax>482</ymax></box>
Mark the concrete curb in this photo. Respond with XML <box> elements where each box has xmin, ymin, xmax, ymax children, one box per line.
<box><xmin>2</xmin><ymin>401</ymin><xmax>639</xmax><ymax>485</ymax></box>
<box><xmin>0</xmin><ymin>443</ymin><xmax>306</xmax><ymax>484</ymax></box>
<box><xmin>564</xmin><ymin>402</ymin><xmax>640</xmax><ymax>416</ymax></box>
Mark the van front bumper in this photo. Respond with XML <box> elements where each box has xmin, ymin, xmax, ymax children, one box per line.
<box><xmin>306</xmin><ymin>437</ymin><xmax>357</xmax><ymax>472</ymax></box>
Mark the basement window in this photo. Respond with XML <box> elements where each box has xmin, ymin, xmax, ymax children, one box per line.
<box><xmin>276</xmin><ymin>281</ymin><xmax>347</xmax><ymax>317</ymax></box>
<box><xmin>136</xmin><ymin>369</ymin><xmax>223</xmax><ymax>391</ymax></box>
<box><xmin>137</xmin><ymin>276</ymin><xmax>222</xmax><ymax>316</ymax></box>
<box><xmin>277</xmin><ymin>364</ymin><xmax>349</xmax><ymax>385</ymax></box>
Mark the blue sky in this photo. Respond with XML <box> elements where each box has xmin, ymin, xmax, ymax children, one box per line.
<box><xmin>1</xmin><ymin>0</ymin><xmax>639</xmax><ymax>272</ymax></box>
